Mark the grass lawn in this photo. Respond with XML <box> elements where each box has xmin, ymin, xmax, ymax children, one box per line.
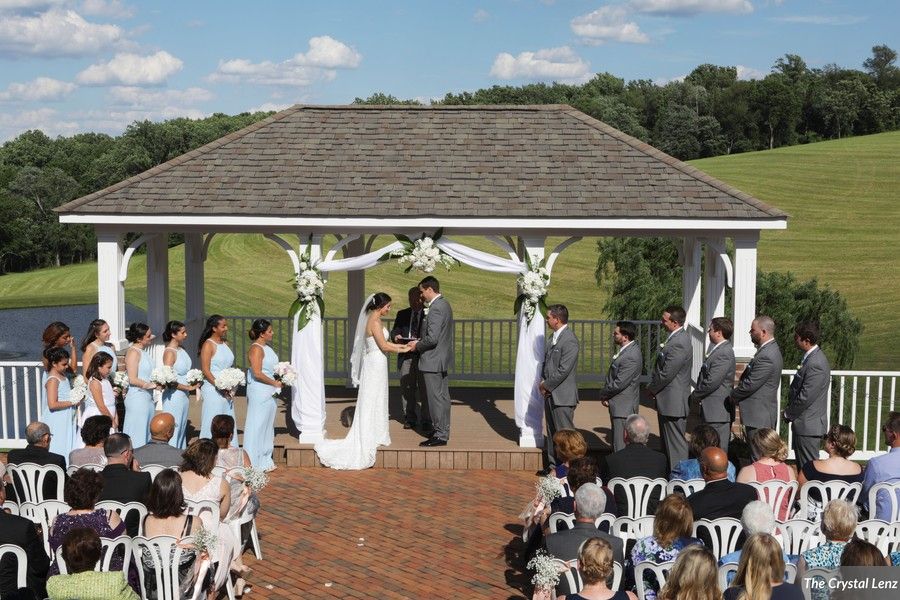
<box><xmin>0</xmin><ymin>132</ymin><xmax>896</xmax><ymax>369</ymax></box>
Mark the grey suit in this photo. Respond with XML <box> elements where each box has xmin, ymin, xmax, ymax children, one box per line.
<box><xmin>690</xmin><ymin>341</ymin><xmax>736</xmax><ymax>453</ymax></box>
<box><xmin>133</xmin><ymin>439</ymin><xmax>184</xmax><ymax>468</ymax></box>
<box><xmin>649</xmin><ymin>328</ymin><xmax>693</xmax><ymax>470</ymax></box>
<box><xmin>416</xmin><ymin>295</ymin><xmax>454</xmax><ymax>441</ymax></box>
<box><xmin>541</xmin><ymin>326</ymin><xmax>579</xmax><ymax>467</ymax></box>
<box><xmin>599</xmin><ymin>341</ymin><xmax>643</xmax><ymax>452</ymax></box>
<box><xmin>731</xmin><ymin>340</ymin><xmax>783</xmax><ymax>437</ymax></box>
<box><xmin>785</xmin><ymin>346</ymin><xmax>831</xmax><ymax>470</ymax></box>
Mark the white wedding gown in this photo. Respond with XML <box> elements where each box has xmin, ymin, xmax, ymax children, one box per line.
<box><xmin>314</xmin><ymin>329</ymin><xmax>391</xmax><ymax>470</ymax></box>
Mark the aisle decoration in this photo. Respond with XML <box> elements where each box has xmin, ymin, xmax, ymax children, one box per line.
<box><xmin>192</xmin><ymin>526</ymin><xmax>217</xmax><ymax>556</ymax></box>
<box><xmin>527</xmin><ymin>550</ymin><xmax>563</xmax><ymax>600</ymax></box>
<box><xmin>514</xmin><ymin>254</ymin><xmax>550</xmax><ymax>323</ymax></box>
<box><xmin>240</xmin><ymin>466</ymin><xmax>268</xmax><ymax>492</ymax></box>
<box><xmin>288</xmin><ymin>242</ymin><xmax>325</xmax><ymax>331</ymax></box>
<box><xmin>379</xmin><ymin>229</ymin><xmax>456</xmax><ymax>273</ymax></box>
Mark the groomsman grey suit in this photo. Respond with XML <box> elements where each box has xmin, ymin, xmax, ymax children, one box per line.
<box><xmin>690</xmin><ymin>320</ymin><xmax>736</xmax><ymax>454</ymax></box>
<box><xmin>784</xmin><ymin>323</ymin><xmax>831</xmax><ymax>470</ymax></box>
<box><xmin>541</xmin><ymin>305</ymin><xmax>579</xmax><ymax>469</ymax></box>
<box><xmin>599</xmin><ymin>321</ymin><xmax>643</xmax><ymax>452</ymax></box>
<box><xmin>731</xmin><ymin>316</ymin><xmax>783</xmax><ymax>439</ymax></box>
<box><xmin>648</xmin><ymin>306</ymin><xmax>693</xmax><ymax>471</ymax></box>
<box><xmin>415</xmin><ymin>278</ymin><xmax>454</xmax><ymax>444</ymax></box>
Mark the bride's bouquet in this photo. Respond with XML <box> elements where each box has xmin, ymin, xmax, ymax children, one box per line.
<box><xmin>185</xmin><ymin>368</ymin><xmax>204</xmax><ymax>387</ymax></box>
<box><xmin>215</xmin><ymin>367</ymin><xmax>245</xmax><ymax>400</ymax></box>
<box><xmin>112</xmin><ymin>371</ymin><xmax>129</xmax><ymax>393</ymax></box>
<box><xmin>150</xmin><ymin>365</ymin><xmax>179</xmax><ymax>389</ymax></box>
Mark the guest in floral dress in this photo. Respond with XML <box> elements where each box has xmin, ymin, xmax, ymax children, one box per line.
<box><xmin>797</xmin><ymin>499</ymin><xmax>858</xmax><ymax>578</ymax></box>
<box><xmin>629</xmin><ymin>494</ymin><xmax>702</xmax><ymax>600</ymax></box>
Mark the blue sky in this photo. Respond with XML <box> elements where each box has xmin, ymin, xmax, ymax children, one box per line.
<box><xmin>0</xmin><ymin>0</ymin><xmax>896</xmax><ymax>141</ymax></box>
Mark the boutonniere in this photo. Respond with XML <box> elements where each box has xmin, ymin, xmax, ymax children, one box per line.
<box><xmin>658</xmin><ymin>343</ymin><xmax>665</xmax><ymax>350</ymax></box>
<box><xmin>795</xmin><ymin>364</ymin><xmax>802</xmax><ymax>370</ymax></box>
<box><xmin>423</xmin><ymin>301</ymin><xmax>431</xmax><ymax>316</ymax></box>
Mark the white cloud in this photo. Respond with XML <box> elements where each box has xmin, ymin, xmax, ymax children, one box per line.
<box><xmin>653</xmin><ymin>73</ymin><xmax>687</xmax><ymax>86</ymax></box>
<box><xmin>736</xmin><ymin>65</ymin><xmax>765</xmax><ymax>80</ymax></box>
<box><xmin>630</xmin><ymin>0</ymin><xmax>754</xmax><ymax>16</ymax></box>
<box><xmin>772</xmin><ymin>15</ymin><xmax>867</xmax><ymax>26</ymax></box>
<box><xmin>246</xmin><ymin>102</ymin><xmax>292</xmax><ymax>113</ymax></box>
<box><xmin>473</xmin><ymin>8</ymin><xmax>489</xmax><ymax>23</ymax></box>
<box><xmin>0</xmin><ymin>107</ymin><xmax>79</xmax><ymax>142</ymax></box>
<box><xmin>80</xmin><ymin>0</ymin><xmax>134</xmax><ymax>19</ymax></box>
<box><xmin>209</xmin><ymin>35</ymin><xmax>362</xmax><ymax>87</ymax></box>
<box><xmin>109</xmin><ymin>86</ymin><xmax>212</xmax><ymax>107</ymax></box>
<box><xmin>0</xmin><ymin>8</ymin><xmax>123</xmax><ymax>57</ymax></box>
<box><xmin>490</xmin><ymin>46</ymin><xmax>592</xmax><ymax>83</ymax></box>
<box><xmin>0</xmin><ymin>0</ymin><xmax>65</xmax><ymax>12</ymax></box>
<box><xmin>0</xmin><ymin>77</ymin><xmax>76</xmax><ymax>101</ymax></box>
<box><xmin>571</xmin><ymin>5</ymin><xmax>649</xmax><ymax>45</ymax></box>
<box><xmin>77</xmin><ymin>50</ymin><xmax>183</xmax><ymax>85</ymax></box>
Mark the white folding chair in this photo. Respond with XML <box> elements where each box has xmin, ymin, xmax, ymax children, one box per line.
<box><xmin>594</xmin><ymin>512</ymin><xmax>616</xmax><ymax>533</ymax></box>
<box><xmin>132</xmin><ymin>535</ymin><xmax>210</xmax><ymax>600</ymax></box>
<box><xmin>797</xmin><ymin>481</ymin><xmax>862</xmax><ymax>521</ymax></box>
<box><xmin>608</xmin><ymin>477</ymin><xmax>667</xmax><ymax>518</ymax></box>
<box><xmin>611</xmin><ymin>561</ymin><xmax>623</xmax><ymax>591</ymax></box>
<box><xmin>96</xmin><ymin>500</ymin><xmax>149</xmax><ymax>537</ymax></box>
<box><xmin>692</xmin><ymin>518</ymin><xmax>743</xmax><ymax>561</ymax></box>
<box><xmin>749</xmin><ymin>480</ymin><xmax>798</xmax><ymax>521</ymax></box>
<box><xmin>717</xmin><ymin>562</ymin><xmax>738</xmax><ymax>590</ymax></box>
<box><xmin>854</xmin><ymin>519</ymin><xmax>894</xmax><ymax>556</ymax></box>
<box><xmin>139</xmin><ymin>464</ymin><xmax>171</xmax><ymax>481</ymax></box>
<box><xmin>19</xmin><ymin>500</ymin><xmax>71</xmax><ymax>556</ymax></box>
<box><xmin>867</xmin><ymin>481</ymin><xmax>900</xmax><ymax>521</ymax></box>
<box><xmin>611</xmin><ymin>515</ymin><xmax>655</xmax><ymax>546</ymax></box>
<box><xmin>778</xmin><ymin>518</ymin><xmax>824</xmax><ymax>556</ymax></box>
<box><xmin>784</xmin><ymin>562</ymin><xmax>797</xmax><ymax>584</ymax></box>
<box><xmin>551</xmin><ymin>558</ymin><xmax>582</xmax><ymax>595</ymax></box>
<box><xmin>548</xmin><ymin>512</ymin><xmax>576</xmax><ymax>534</ymax></box>
<box><xmin>800</xmin><ymin>567</ymin><xmax>836</xmax><ymax>599</ymax></box>
<box><xmin>223</xmin><ymin>466</ymin><xmax>263</xmax><ymax>560</ymax></box>
<box><xmin>67</xmin><ymin>463</ymin><xmax>105</xmax><ymax>476</ymax></box>
<box><xmin>634</xmin><ymin>560</ymin><xmax>674</xmax><ymax>599</ymax></box>
<box><xmin>666</xmin><ymin>478</ymin><xmax>706</xmax><ymax>497</ymax></box>
<box><xmin>2</xmin><ymin>500</ymin><xmax>19</xmax><ymax>515</ymax></box>
<box><xmin>0</xmin><ymin>544</ymin><xmax>28</xmax><ymax>589</ymax></box>
<box><xmin>184</xmin><ymin>499</ymin><xmax>220</xmax><ymax>523</ymax></box>
<box><xmin>53</xmin><ymin>537</ymin><xmax>132</xmax><ymax>574</ymax></box>
<box><xmin>7</xmin><ymin>462</ymin><xmax>65</xmax><ymax>503</ymax></box>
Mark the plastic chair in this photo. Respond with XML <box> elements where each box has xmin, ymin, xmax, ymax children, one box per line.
<box><xmin>0</xmin><ymin>544</ymin><xmax>28</xmax><ymax>589</ymax></box>
<box><xmin>854</xmin><ymin>519</ymin><xmax>894</xmax><ymax>555</ymax></box>
<box><xmin>97</xmin><ymin>500</ymin><xmax>149</xmax><ymax>537</ymax></box>
<box><xmin>132</xmin><ymin>535</ymin><xmax>210</xmax><ymax>600</ymax></box>
<box><xmin>594</xmin><ymin>512</ymin><xmax>616</xmax><ymax>533</ymax></box>
<box><xmin>184</xmin><ymin>499</ymin><xmax>220</xmax><ymax>523</ymax></box>
<box><xmin>611</xmin><ymin>561</ymin><xmax>623</xmax><ymax>591</ymax></box>
<box><xmin>778</xmin><ymin>518</ymin><xmax>823</xmax><ymax>556</ymax></box>
<box><xmin>692</xmin><ymin>518</ymin><xmax>743</xmax><ymax>560</ymax></box>
<box><xmin>867</xmin><ymin>481</ymin><xmax>900</xmax><ymax>521</ymax></box>
<box><xmin>717</xmin><ymin>562</ymin><xmax>738</xmax><ymax>590</ymax></box>
<box><xmin>548</xmin><ymin>511</ymin><xmax>576</xmax><ymax>534</ymax></box>
<box><xmin>139</xmin><ymin>464</ymin><xmax>171</xmax><ymax>481</ymax></box>
<box><xmin>551</xmin><ymin>558</ymin><xmax>582</xmax><ymax>595</ymax></box>
<box><xmin>800</xmin><ymin>567</ymin><xmax>836</xmax><ymax>599</ymax></box>
<box><xmin>2</xmin><ymin>500</ymin><xmax>19</xmax><ymax>515</ymax></box>
<box><xmin>797</xmin><ymin>481</ymin><xmax>862</xmax><ymax>521</ymax></box>
<box><xmin>67</xmin><ymin>463</ymin><xmax>105</xmax><ymax>475</ymax></box>
<box><xmin>634</xmin><ymin>560</ymin><xmax>674</xmax><ymax>599</ymax></box>
<box><xmin>610</xmin><ymin>515</ymin><xmax>655</xmax><ymax>546</ymax></box>
<box><xmin>666</xmin><ymin>478</ymin><xmax>706</xmax><ymax>497</ymax></box>
<box><xmin>608</xmin><ymin>477</ymin><xmax>667</xmax><ymax>518</ymax></box>
<box><xmin>7</xmin><ymin>462</ymin><xmax>65</xmax><ymax>503</ymax></box>
<box><xmin>784</xmin><ymin>562</ymin><xmax>797</xmax><ymax>584</ymax></box>
<box><xmin>18</xmin><ymin>500</ymin><xmax>71</xmax><ymax>555</ymax></box>
<box><xmin>224</xmin><ymin>466</ymin><xmax>262</xmax><ymax>559</ymax></box>
<box><xmin>749</xmin><ymin>480</ymin><xmax>798</xmax><ymax>520</ymax></box>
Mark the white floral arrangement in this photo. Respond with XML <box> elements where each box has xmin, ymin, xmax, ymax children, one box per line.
<box><xmin>536</xmin><ymin>475</ymin><xmax>564</xmax><ymax>505</ymax></box>
<box><xmin>514</xmin><ymin>254</ymin><xmax>550</xmax><ymax>323</ymax></box>
<box><xmin>215</xmin><ymin>367</ymin><xmax>245</xmax><ymax>399</ymax></box>
<box><xmin>112</xmin><ymin>371</ymin><xmax>129</xmax><ymax>392</ymax></box>
<box><xmin>380</xmin><ymin>229</ymin><xmax>456</xmax><ymax>274</ymax></box>
<box><xmin>185</xmin><ymin>368</ymin><xmax>204</xmax><ymax>386</ymax></box>
<box><xmin>240</xmin><ymin>466</ymin><xmax>269</xmax><ymax>492</ymax></box>
<box><xmin>527</xmin><ymin>550</ymin><xmax>561</xmax><ymax>590</ymax></box>
<box><xmin>191</xmin><ymin>526</ymin><xmax>217</xmax><ymax>556</ymax></box>
<box><xmin>69</xmin><ymin>375</ymin><xmax>88</xmax><ymax>404</ymax></box>
<box><xmin>150</xmin><ymin>365</ymin><xmax>179</xmax><ymax>389</ymax></box>
<box><xmin>273</xmin><ymin>362</ymin><xmax>296</xmax><ymax>387</ymax></box>
<box><xmin>288</xmin><ymin>240</ymin><xmax>326</xmax><ymax>331</ymax></box>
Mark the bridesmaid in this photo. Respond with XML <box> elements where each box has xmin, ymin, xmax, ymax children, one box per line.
<box><xmin>42</xmin><ymin>321</ymin><xmax>78</xmax><ymax>376</ymax></box>
<box><xmin>80</xmin><ymin>319</ymin><xmax>118</xmax><ymax>378</ymax></box>
<box><xmin>43</xmin><ymin>347</ymin><xmax>83</xmax><ymax>457</ymax></box>
<box><xmin>122</xmin><ymin>322</ymin><xmax>157</xmax><ymax>447</ymax></box>
<box><xmin>244</xmin><ymin>319</ymin><xmax>281</xmax><ymax>471</ymax></box>
<box><xmin>198</xmin><ymin>315</ymin><xmax>237</xmax><ymax>446</ymax></box>
<box><xmin>161</xmin><ymin>320</ymin><xmax>198</xmax><ymax>449</ymax></box>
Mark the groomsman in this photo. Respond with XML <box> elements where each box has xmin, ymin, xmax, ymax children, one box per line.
<box><xmin>690</xmin><ymin>317</ymin><xmax>736</xmax><ymax>454</ymax></box>
<box><xmin>390</xmin><ymin>287</ymin><xmax>429</xmax><ymax>430</ymax></box>
<box><xmin>730</xmin><ymin>315</ymin><xmax>783</xmax><ymax>440</ymax></box>
<box><xmin>599</xmin><ymin>321</ymin><xmax>643</xmax><ymax>452</ymax></box>
<box><xmin>540</xmin><ymin>304</ymin><xmax>579</xmax><ymax>471</ymax></box>
<box><xmin>647</xmin><ymin>305</ymin><xmax>693</xmax><ymax>471</ymax></box>
<box><xmin>783</xmin><ymin>322</ymin><xmax>831</xmax><ymax>471</ymax></box>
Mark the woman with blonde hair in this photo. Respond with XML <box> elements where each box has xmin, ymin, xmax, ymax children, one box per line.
<box><xmin>726</xmin><ymin>533</ymin><xmax>804</xmax><ymax>599</ymax></box>
<box><xmin>658</xmin><ymin>545</ymin><xmax>720</xmax><ymax>600</ymax></box>
<box><xmin>796</xmin><ymin>425</ymin><xmax>863</xmax><ymax>520</ymax></box>
<box><xmin>565</xmin><ymin>537</ymin><xmax>636</xmax><ymax>600</ymax></box>
<box><xmin>737</xmin><ymin>428</ymin><xmax>796</xmax><ymax>520</ymax></box>
<box><xmin>797</xmin><ymin>499</ymin><xmax>858</xmax><ymax>577</ymax></box>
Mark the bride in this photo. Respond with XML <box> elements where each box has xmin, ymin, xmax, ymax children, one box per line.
<box><xmin>315</xmin><ymin>292</ymin><xmax>413</xmax><ymax>470</ymax></box>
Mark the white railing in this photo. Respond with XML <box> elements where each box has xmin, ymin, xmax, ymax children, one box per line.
<box><xmin>0</xmin><ymin>361</ymin><xmax>45</xmax><ymax>449</ymax></box>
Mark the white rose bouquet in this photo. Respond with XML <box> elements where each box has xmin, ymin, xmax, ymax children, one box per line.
<box><xmin>69</xmin><ymin>375</ymin><xmax>88</xmax><ymax>405</ymax></box>
<box><xmin>150</xmin><ymin>365</ymin><xmax>179</xmax><ymax>389</ymax></box>
<box><xmin>379</xmin><ymin>229</ymin><xmax>456</xmax><ymax>274</ymax></box>
<box><xmin>112</xmin><ymin>371</ymin><xmax>129</xmax><ymax>393</ymax></box>
<box><xmin>185</xmin><ymin>368</ymin><xmax>204</xmax><ymax>387</ymax></box>
<box><xmin>514</xmin><ymin>254</ymin><xmax>550</xmax><ymax>323</ymax></box>
<box><xmin>273</xmin><ymin>361</ymin><xmax>296</xmax><ymax>387</ymax></box>
<box><xmin>288</xmin><ymin>239</ymin><xmax>326</xmax><ymax>331</ymax></box>
<box><xmin>215</xmin><ymin>367</ymin><xmax>245</xmax><ymax>400</ymax></box>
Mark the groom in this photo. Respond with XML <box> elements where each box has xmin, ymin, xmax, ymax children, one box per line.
<box><xmin>409</xmin><ymin>275</ymin><xmax>454</xmax><ymax>447</ymax></box>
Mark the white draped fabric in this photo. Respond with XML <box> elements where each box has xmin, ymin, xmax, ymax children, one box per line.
<box><xmin>290</xmin><ymin>236</ymin><xmax>547</xmax><ymax>446</ymax></box>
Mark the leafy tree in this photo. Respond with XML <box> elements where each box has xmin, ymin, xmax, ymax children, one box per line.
<box><xmin>352</xmin><ymin>93</ymin><xmax>423</xmax><ymax>105</ymax></box>
<box><xmin>753</xmin><ymin>74</ymin><xmax>802</xmax><ymax>149</ymax></box>
<box><xmin>821</xmin><ymin>79</ymin><xmax>866</xmax><ymax>138</ymax></box>
<box><xmin>595</xmin><ymin>237</ymin><xmax>682</xmax><ymax>321</ymax></box>
<box><xmin>653</xmin><ymin>103</ymin><xmax>701</xmax><ymax>159</ymax></box>
<box><xmin>863</xmin><ymin>45</ymin><xmax>900</xmax><ymax>89</ymax></box>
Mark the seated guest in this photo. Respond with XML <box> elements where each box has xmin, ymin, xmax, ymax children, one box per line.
<box><xmin>839</xmin><ymin>538</ymin><xmax>888</xmax><ymax>567</ymax></box>
<box><xmin>98</xmin><ymin>434</ymin><xmax>151</xmax><ymax>537</ymax></box>
<box><xmin>797</xmin><ymin>499</ymin><xmax>857</xmax><ymax>577</ymax></box>
<box><xmin>670</xmin><ymin>424</ymin><xmax>736</xmax><ymax>482</ymax></box>
<box><xmin>726</xmin><ymin>533</ymin><xmax>804</xmax><ymax>600</ymax></box>
<box><xmin>797</xmin><ymin>425</ymin><xmax>863</xmax><ymax>521</ymax></box>
<box><xmin>7</xmin><ymin>421</ymin><xmax>67</xmax><ymax>502</ymax></box>
<box><xmin>736</xmin><ymin>428</ymin><xmax>797</xmax><ymax>521</ymax></box>
<box><xmin>566</xmin><ymin>537</ymin><xmax>637</xmax><ymax>600</ymax></box>
<box><xmin>69</xmin><ymin>415</ymin><xmax>112</xmax><ymax>468</ymax></box>
<box><xmin>861</xmin><ymin>411</ymin><xmax>900</xmax><ymax>520</ymax></box>
<box><xmin>550</xmin><ymin>429</ymin><xmax>588</xmax><ymax>478</ymax></box>
<box><xmin>0</xmin><ymin>468</ymin><xmax>50</xmax><ymax>599</ymax></box>
<box><xmin>46</xmin><ymin>527</ymin><xmax>138</xmax><ymax>600</ymax></box>
<box><xmin>688</xmin><ymin>447</ymin><xmax>757</xmax><ymax>520</ymax></box>
<box><xmin>545</xmin><ymin>483</ymin><xmax>624</xmax><ymax>566</ymax></box>
<box><xmin>601</xmin><ymin>414</ymin><xmax>667</xmax><ymax>516</ymax></box>
<box><xmin>210</xmin><ymin>414</ymin><xmax>259</xmax><ymax>521</ymax></box>
<box><xmin>133</xmin><ymin>413</ymin><xmax>183</xmax><ymax>468</ymax></box>
<box><xmin>630</xmin><ymin>494</ymin><xmax>702</xmax><ymax>600</ymax></box>
<box><xmin>551</xmin><ymin>456</ymin><xmax>618</xmax><ymax>519</ymax></box>
<box><xmin>719</xmin><ymin>501</ymin><xmax>792</xmax><ymax>584</ymax></box>
<box><xmin>658</xmin><ymin>545</ymin><xmax>720</xmax><ymax>600</ymax></box>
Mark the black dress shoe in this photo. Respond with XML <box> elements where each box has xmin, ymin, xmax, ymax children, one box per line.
<box><xmin>403</xmin><ymin>421</ymin><xmax>415</xmax><ymax>430</ymax></box>
<box><xmin>419</xmin><ymin>437</ymin><xmax>447</xmax><ymax>447</ymax></box>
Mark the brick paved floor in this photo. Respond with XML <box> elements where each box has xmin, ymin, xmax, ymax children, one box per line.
<box><xmin>241</xmin><ymin>467</ymin><xmax>537</xmax><ymax>599</ymax></box>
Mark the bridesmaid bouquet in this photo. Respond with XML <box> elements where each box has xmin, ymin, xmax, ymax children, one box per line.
<box><xmin>240</xmin><ymin>466</ymin><xmax>269</xmax><ymax>492</ymax></box>
<box><xmin>215</xmin><ymin>367</ymin><xmax>245</xmax><ymax>400</ymax></box>
<box><xmin>150</xmin><ymin>366</ymin><xmax>179</xmax><ymax>389</ymax></box>
<box><xmin>273</xmin><ymin>362</ymin><xmax>296</xmax><ymax>386</ymax></box>
<box><xmin>527</xmin><ymin>550</ymin><xmax>562</xmax><ymax>600</ymax></box>
<box><xmin>112</xmin><ymin>371</ymin><xmax>129</xmax><ymax>393</ymax></box>
<box><xmin>69</xmin><ymin>375</ymin><xmax>88</xmax><ymax>404</ymax></box>
<box><xmin>185</xmin><ymin>369</ymin><xmax>204</xmax><ymax>386</ymax></box>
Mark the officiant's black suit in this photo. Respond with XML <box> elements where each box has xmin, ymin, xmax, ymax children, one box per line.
<box><xmin>389</xmin><ymin>306</ymin><xmax>429</xmax><ymax>427</ymax></box>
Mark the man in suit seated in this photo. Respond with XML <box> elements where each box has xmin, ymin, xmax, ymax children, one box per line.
<box><xmin>0</xmin><ymin>468</ymin><xmax>51</xmax><ymax>600</ymax></box>
<box><xmin>601</xmin><ymin>414</ymin><xmax>668</xmax><ymax>516</ymax></box>
<box><xmin>98</xmin><ymin>433</ymin><xmax>151</xmax><ymax>537</ymax></box>
<box><xmin>6</xmin><ymin>421</ymin><xmax>67</xmax><ymax>502</ymax></box>
<box><xmin>133</xmin><ymin>413</ymin><xmax>183</xmax><ymax>468</ymax></box>
<box><xmin>688</xmin><ymin>447</ymin><xmax>758</xmax><ymax>521</ymax></box>
<box><xmin>544</xmin><ymin>483</ymin><xmax>624</xmax><ymax>574</ymax></box>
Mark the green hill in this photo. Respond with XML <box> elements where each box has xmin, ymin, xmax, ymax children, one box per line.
<box><xmin>0</xmin><ymin>132</ymin><xmax>896</xmax><ymax>369</ymax></box>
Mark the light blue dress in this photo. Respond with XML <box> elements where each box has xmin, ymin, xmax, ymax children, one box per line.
<box><xmin>162</xmin><ymin>346</ymin><xmax>192</xmax><ymax>449</ymax></box>
<box><xmin>200</xmin><ymin>340</ymin><xmax>237</xmax><ymax>446</ymax></box>
<box><xmin>43</xmin><ymin>373</ymin><xmax>77</xmax><ymax>458</ymax></box>
<box><xmin>122</xmin><ymin>347</ymin><xmax>154</xmax><ymax>447</ymax></box>
<box><xmin>244</xmin><ymin>343</ymin><xmax>278</xmax><ymax>470</ymax></box>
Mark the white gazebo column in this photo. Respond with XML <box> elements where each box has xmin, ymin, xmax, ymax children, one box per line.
<box><xmin>295</xmin><ymin>234</ymin><xmax>326</xmax><ymax>443</ymax></box>
<box><xmin>96</xmin><ymin>228</ymin><xmax>126</xmax><ymax>350</ymax></box>
<box><xmin>515</xmin><ymin>236</ymin><xmax>546</xmax><ymax>448</ymax></box>
<box><xmin>183</xmin><ymin>233</ymin><xmax>205</xmax><ymax>365</ymax></box>
<box><xmin>703</xmin><ymin>237</ymin><xmax>728</xmax><ymax>323</ymax></box>
<box><xmin>145</xmin><ymin>233</ymin><xmax>170</xmax><ymax>335</ymax></box>
<box><xmin>681</xmin><ymin>237</ymin><xmax>703</xmax><ymax>378</ymax></box>
<box><xmin>344</xmin><ymin>236</ymin><xmax>366</xmax><ymax>387</ymax></box>
<box><xmin>732</xmin><ymin>233</ymin><xmax>759</xmax><ymax>360</ymax></box>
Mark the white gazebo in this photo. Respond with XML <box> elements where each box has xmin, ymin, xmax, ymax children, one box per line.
<box><xmin>57</xmin><ymin>104</ymin><xmax>787</xmax><ymax>447</ymax></box>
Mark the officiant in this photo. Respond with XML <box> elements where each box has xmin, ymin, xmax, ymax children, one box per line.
<box><xmin>391</xmin><ymin>287</ymin><xmax>431</xmax><ymax>431</ymax></box>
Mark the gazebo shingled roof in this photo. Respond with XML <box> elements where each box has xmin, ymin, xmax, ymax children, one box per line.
<box><xmin>56</xmin><ymin>104</ymin><xmax>786</xmax><ymax>221</ymax></box>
